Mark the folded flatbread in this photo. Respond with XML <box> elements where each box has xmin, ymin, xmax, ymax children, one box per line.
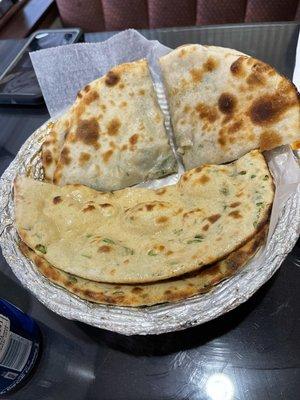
<box><xmin>14</xmin><ymin>150</ymin><xmax>273</xmax><ymax>284</ymax></box>
<box><xmin>159</xmin><ymin>45</ymin><xmax>300</xmax><ymax>169</ymax></box>
<box><xmin>42</xmin><ymin>59</ymin><xmax>177</xmax><ymax>191</ymax></box>
<box><xmin>20</xmin><ymin>225</ymin><xmax>267</xmax><ymax>307</ymax></box>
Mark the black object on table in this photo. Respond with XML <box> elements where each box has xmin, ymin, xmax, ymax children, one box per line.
<box><xmin>0</xmin><ymin>22</ymin><xmax>300</xmax><ymax>400</ymax></box>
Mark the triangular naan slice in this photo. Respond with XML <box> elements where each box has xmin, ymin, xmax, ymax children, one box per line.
<box><xmin>42</xmin><ymin>59</ymin><xmax>177</xmax><ymax>191</ymax></box>
<box><xmin>14</xmin><ymin>150</ymin><xmax>273</xmax><ymax>284</ymax></box>
<box><xmin>20</xmin><ymin>225</ymin><xmax>267</xmax><ymax>307</ymax></box>
<box><xmin>159</xmin><ymin>45</ymin><xmax>300</xmax><ymax>169</ymax></box>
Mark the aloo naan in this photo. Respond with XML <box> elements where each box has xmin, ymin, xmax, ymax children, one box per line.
<box><xmin>42</xmin><ymin>59</ymin><xmax>177</xmax><ymax>190</ymax></box>
<box><xmin>159</xmin><ymin>45</ymin><xmax>300</xmax><ymax>169</ymax></box>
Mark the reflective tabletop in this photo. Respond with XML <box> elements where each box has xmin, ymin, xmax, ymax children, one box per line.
<box><xmin>0</xmin><ymin>22</ymin><xmax>300</xmax><ymax>400</ymax></box>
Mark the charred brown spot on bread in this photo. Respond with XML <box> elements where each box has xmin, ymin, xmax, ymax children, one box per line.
<box><xmin>228</xmin><ymin>120</ymin><xmax>243</xmax><ymax>133</ymax></box>
<box><xmin>229</xmin><ymin>210</ymin><xmax>242</xmax><ymax>219</ymax></box>
<box><xmin>208</xmin><ymin>214</ymin><xmax>221</xmax><ymax>224</ymax></box>
<box><xmin>174</xmin><ymin>208</ymin><xmax>183</xmax><ymax>215</ymax></box>
<box><xmin>82</xmin><ymin>289</ymin><xmax>98</xmax><ymax>301</ymax></box>
<box><xmin>139</xmin><ymin>89</ymin><xmax>145</xmax><ymax>96</ymax></box>
<box><xmin>64</xmin><ymin>130</ymin><xmax>69</xmax><ymax>140</ymax></box>
<box><xmin>292</xmin><ymin>140</ymin><xmax>300</xmax><ymax>149</ymax></box>
<box><xmin>248</xmin><ymin>92</ymin><xmax>296</xmax><ymax>126</ymax></box>
<box><xmin>182</xmin><ymin>175</ymin><xmax>188</xmax><ymax>182</ymax></box>
<box><xmin>146</xmin><ymin>204</ymin><xmax>155</xmax><ymax>211</ymax></box>
<box><xmin>74</xmin><ymin>103</ymin><xmax>86</xmax><ymax>120</ymax></box>
<box><xmin>98</xmin><ymin>245</ymin><xmax>111</xmax><ymax>253</ymax></box>
<box><xmin>53</xmin><ymin>170</ymin><xmax>62</xmax><ymax>184</ymax></box>
<box><xmin>163</xmin><ymin>289</ymin><xmax>189</xmax><ymax>302</ymax></box>
<box><xmin>202</xmin><ymin>223</ymin><xmax>209</xmax><ymax>231</ymax></box>
<box><xmin>79</xmin><ymin>152</ymin><xmax>91</xmax><ymax>165</ymax></box>
<box><xmin>189</xmin><ymin>68</ymin><xmax>202</xmax><ymax>83</ymax></box>
<box><xmin>131</xmin><ymin>287</ymin><xmax>143</xmax><ymax>294</ymax></box>
<box><xmin>179</xmin><ymin>48</ymin><xmax>186</xmax><ymax>58</ymax></box>
<box><xmin>203</xmin><ymin>57</ymin><xmax>218</xmax><ymax>72</ymax></box>
<box><xmin>230</xmin><ymin>56</ymin><xmax>246</xmax><ymax>76</ymax></box>
<box><xmin>77</xmin><ymin>91</ymin><xmax>83</xmax><ymax>99</ymax></box>
<box><xmin>230</xmin><ymin>202</ymin><xmax>241</xmax><ymax>208</ymax></box>
<box><xmin>102</xmin><ymin>149</ymin><xmax>113</xmax><ymax>163</ymax></box>
<box><xmin>121</xmin><ymin>144</ymin><xmax>128</xmax><ymax>151</ymax></box>
<box><xmin>183</xmin><ymin>208</ymin><xmax>202</xmax><ymax>218</ymax></box>
<box><xmin>245</xmin><ymin>61</ymin><xmax>271</xmax><ymax>87</ymax></box>
<box><xmin>166</xmin><ymin>250</ymin><xmax>173</xmax><ymax>256</ymax></box>
<box><xmin>76</xmin><ymin>118</ymin><xmax>99</xmax><ymax>147</ymax></box>
<box><xmin>156</xmin><ymin>216</ymin><xmax>168</xmax><ymax>223</ymax></box>
<box><xmin>84</xmin><ymin>91</ymin><xmax>99</xmax><ymax>105</ymax></box>
<box><xmin>99</xmin><ymin>203</ymin><xmax>112</xmax><ymax>208</ymax></box>
<box><xmin>105</xmin><ymin>71</ymin><xmax>120</xmax><ymax>86</ymax></box>
<box><xmin>195</xmin><ymin>102</ymin><xmax>218</xmax><ymax>123</ymax></box>
<box><xmin>155</xmin><ymin>188</ymin><xmax>167</xmax><ymax>195</ymax></box>
<box><xmin>119</xmin><ymin>83</ymin><xmax>125</xmax><ymax>89</ymax></box>
<box><xmin>218</xmin><ymin>127</ymin><xmax>226</xmax><ymax>147</ymax></box>
<box><xmin>195</xmin><ymin>166</ymin><xmax>204</xmax><ymax>173</ymax></box>
<box><xmin>83</xmin><ymin>205</ymin><xmax>95</xmax><ymax>212</ymax></box>
<box><xmin>129</xmin><ymin>134</ymin><xmax>139</xmax><ymax>145</ymax></box>
<box><xmin>247</xmin><ymin>72</ymin><xmax>266</xmax><ymax>87</ymax></box>
<box><xmin>45</xmin><ymin>266</ymin><xmax>60</xmax><ymax>280</ymax></box>
<box><xmin>42</xmin><ymin>150</ymin><xmax>53</xmax><ymax>165</ymax></box>
<box><xmin>107</xmin><ymin>118</ymin><xmax>121</xmax><ymax>136</ymax></box>
<box><xmin>43</xmin><ymin>140</ymin><xmax>51</xmax><ymax>147</ymax></box>
<box><xmin>218</xmin><ymin>93</ymin><xmax>237</xmax><ymax>115</ymax></box>
<box><xmin>120</xmin><ymin>101</ymin><xmax>127</xmax><ymax>107</ymax></box>
<box><xmin>84</xmin><ymin>84</ymin><xmax>90</xmax><ymax>92</ymax></box>
<box><xmin>60</xmin><ymin>147</ymin><xmax>71</xmax><ymax>165</ymax></box>
<box><xmin>53</xmin><ymin>196</ymin><xmax>62</xmax><ymax>204</ymax></box>
<box><xmin>198</xmin><ymin>175</ymin><xmax>210</xmax><ymax>184</ymax></box>
<box><xmin>259</xmin><ymin>130</ymin><xmax>282</xmax><ymax>150</ymax></box>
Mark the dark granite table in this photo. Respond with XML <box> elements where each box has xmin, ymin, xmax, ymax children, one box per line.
<box><xmin>0</xmin><ymin>22</ymin><xmax>299</xmax><ymax>400</ymax></box>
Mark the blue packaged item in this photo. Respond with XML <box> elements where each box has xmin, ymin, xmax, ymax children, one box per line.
<box><xmin>0</xmin><ymin>298</ymin><xmax>41</xmax><ymax>395</ymax></box>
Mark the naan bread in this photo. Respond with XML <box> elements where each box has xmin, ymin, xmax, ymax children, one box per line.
<box><xmin>19</xmin><ymin>225</ymin><xmax>267</xmax><ymax>307</ymax></box>
<box><xmin>42</xmin><ymin>59</ymin><xmax>177</xmax><ymax>191</ymax></box>
<box><xmin>14</xmin><ymin>150</ymin><xmax>274</xmax><ymax>284</ymax></box>
<box><xmin>42</xmin><ymin>115</ymin><xmax>70</xmax><ymax>181</ymax></box>
<box><xmin>159</xmin><ymin>45</ymin><xmax>300</xmax><ymax>169</ymax></box>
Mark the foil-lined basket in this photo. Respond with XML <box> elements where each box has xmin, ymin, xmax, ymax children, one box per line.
<box><xmin>0</xmin><ymin>114</ymin><xmax>299</xmax><ymax>335</ymax></box>
<box><xmin>1</xmin><ymin>28</ymin><xmax>300</xmax><ymax>334</ymax></box>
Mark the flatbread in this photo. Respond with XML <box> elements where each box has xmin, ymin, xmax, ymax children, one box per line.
<box><xmin>42</xmin><ymin>59</ymin><xmax>177</xmax><ymax>191</ymax></box>
<box><xmin>42</xmin><ymin>115</ymin><xmax>70</xmax><ymax>181</ymax></box>
<box><xmin>19</xmin><ymin>225</ymin><xmax>268</xmax><ymax>307</ymax></box>
<box><xmin>159</xmin><ymin>44</ymin><xmax>300</xmax><ymax>169</ymax></box>
<box><xmin>14</xmin><ymin>150</ymin><xmax>274</xmax><ymax>284</ymax></box>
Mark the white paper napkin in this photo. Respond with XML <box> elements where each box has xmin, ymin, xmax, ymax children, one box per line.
<box><xmin>29</xmin><ymin>29</ymin><xmax>170</xmax><ymax>117</ymax></box>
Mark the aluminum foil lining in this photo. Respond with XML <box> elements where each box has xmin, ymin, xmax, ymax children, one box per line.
<box><xmin>0</xmin><ymin>31</ymin><xmax>300</xmax><ymax>335</ymax></box>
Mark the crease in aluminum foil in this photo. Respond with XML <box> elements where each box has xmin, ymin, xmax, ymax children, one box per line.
<box><xmin>0</xmin><ymin>31</ymin><xmax>300</xmax><ymax>335</ymax></box>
